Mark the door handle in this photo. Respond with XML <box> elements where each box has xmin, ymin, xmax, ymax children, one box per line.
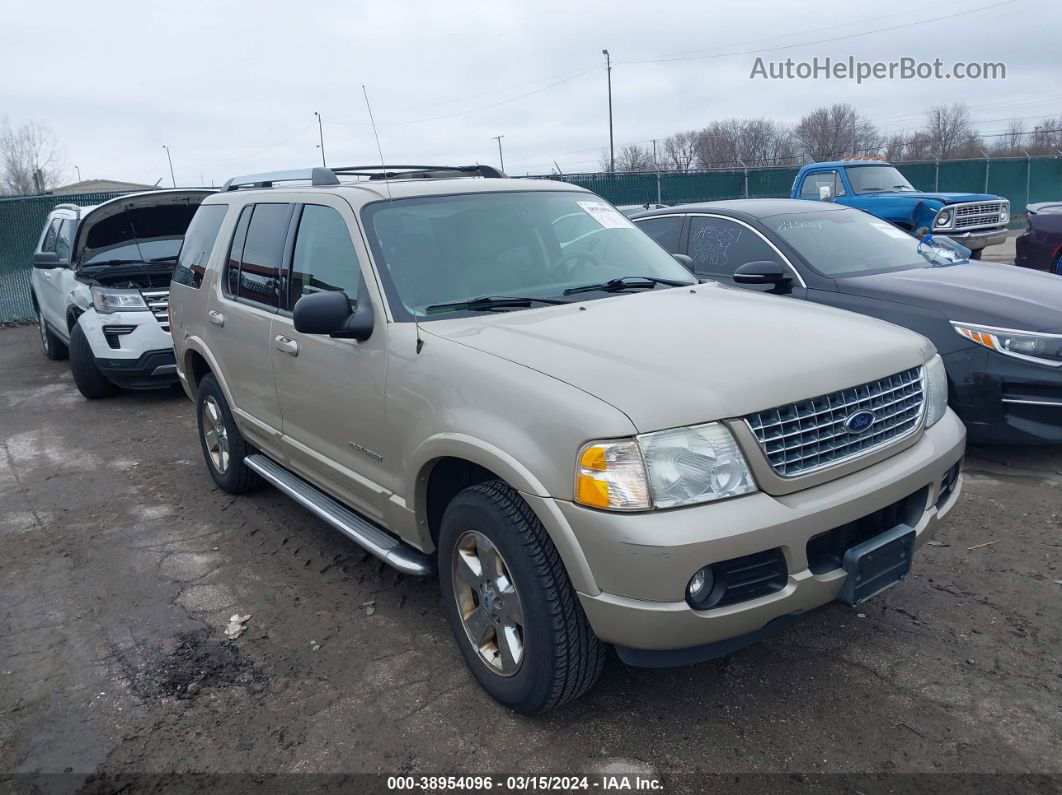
<box><xmin>208</xmin><ymin>310</ymin><xmax>225</xmax><ymax>327</ymax></box>
<box><xmin>274</xmin><ymin>335</ymin><xmax>299</xmax><ymax>356</ymax></box>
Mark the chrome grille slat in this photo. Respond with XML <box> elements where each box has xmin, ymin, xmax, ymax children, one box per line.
<box><xmin>140</xmin><ymin>288</ymin><xmax>170</xmax><ymax>332</ymax></box>
<box><xmin>745</xmin><ymin>367</ymin><xmax>925</xmax><ymax>478</ymax></box>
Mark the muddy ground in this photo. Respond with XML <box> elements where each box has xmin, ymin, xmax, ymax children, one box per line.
<box><xmin>0</xmin><ymin>324</ymin><xmax>1059</xmax><ymax>793</ymax></box>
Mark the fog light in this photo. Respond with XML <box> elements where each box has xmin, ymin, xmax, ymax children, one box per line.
<box><xmin>687</xmin><ymin>566</ymin><xmax>715</xmax><ymax>607</ymax></box>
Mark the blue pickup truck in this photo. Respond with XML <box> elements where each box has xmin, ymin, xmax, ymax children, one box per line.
<box><xmin>791</xmin><ymin>160</ymin><xmax>1009</xmax><ymax>258</ymax></box>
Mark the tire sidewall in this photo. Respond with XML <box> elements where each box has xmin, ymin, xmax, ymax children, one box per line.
<box><xmin>69</xmin><ymin>321</ymin><xmax>117</xmax><ymax>398</ymax></box>
<box><xmin>196</xmin><ymin>374</ymin><xmax>244</xmax><ymax>491</ymax></box>
<box><xmin>438</xmin><ymin>488</ymin><xmax>559</xmax><ymax>711</ymax></box>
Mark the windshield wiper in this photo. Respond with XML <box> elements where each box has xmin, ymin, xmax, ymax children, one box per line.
<box><xmin>563</xmin><ymin>275</ymin><xmax>690</xmax><ymax>296</ymax></box>
<box><xmin>81</xmin><ymin>259</ymin><xmax>146</xmax><ymax>267</ymax></box>
<box><xmin>425</xmin><ymin>295</ymin><xmax>570</xmax><ymax>314</ymax></box>
<box><xmin>148</xmin><ymin>255</ymin><xmax>178</xmax><ymax>263</ymax></box>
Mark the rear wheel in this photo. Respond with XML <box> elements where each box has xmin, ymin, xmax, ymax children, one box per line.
<box><xmin>196</xmin><ymin>374</ymin><xmax>262</xmax><ymax>494</ymax></box>
<box><xmin>438</xmin><ymin>480</ymin><xmax>606</xmax><ymax>713</ymax></box>
<box><xmin>69</xmin><ymin>322</ymin><xmax>118</xmax><ymax>399</ymax></box>
<box><xmin>35</xmin><ymin>304</ymin><xmax>67</xmax><ymax>361</ymax></box>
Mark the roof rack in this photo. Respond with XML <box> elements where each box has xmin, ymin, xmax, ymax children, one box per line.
<box><xmin>221</xmin><ymin>164</ymin><xmax>505</xmax><ymax>192</ymax></box>
<box><xmin>53</xmin><ymin>203</ymin><xmax>84</xmax><ymax>217</ymax></box>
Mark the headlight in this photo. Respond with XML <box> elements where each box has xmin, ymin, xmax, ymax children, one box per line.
<box><xmin>575</xmin><ymin>423</ymin><xmax>756</xmax><ymax>511</ymax></box>
<box><xmin>924</xmin><ymin>354</ymin><xmax>948</xmax><ymax>428</ymax></box>
<box><xmin>91</xmin><ymin>286</ymin><xmax>149</xmax><ymax>313</ymax></box>
<box><xmin>999</xmin><ymin>202</ymin><xmax>1010</xmax><ymax>225</ymax></box>
<box><xmin>935</xmin><ymin>209</ymin><xmax>952</xmax><ymax>228</ymax></box>
<box><xmin>952</xmin><ymin>322</ymin><xmax>1062</xmax><ymax>368</ymax></box>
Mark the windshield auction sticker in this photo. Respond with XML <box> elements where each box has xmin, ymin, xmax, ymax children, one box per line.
<box><xmin>577</xmin><ymin>201</ymin><xmax>635</xmax><ymax>229</ymax></box>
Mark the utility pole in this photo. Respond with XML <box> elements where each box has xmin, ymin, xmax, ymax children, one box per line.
<box><xmin>491</xmin><ymin>134</ymin><xmax>505</xmax><ymax>172</ymax></box>
<box><xmin>602</xmin><ymin>49</ymin><xmax>614</xmax><ymax>173</ymax></box>
<box><xmin>315</xmin><ymin>112</ymin><xmax>327</xmax><ymax>167</ymax></box>
<box><xmin>162</xmin><ymin>145</ymin><xmax>176</xmax><ymax>187</ymax></box>
<box><xmin>651</xmin><ymin>138</ymin><xmax>661</xmax><ymax>205</ymax></box>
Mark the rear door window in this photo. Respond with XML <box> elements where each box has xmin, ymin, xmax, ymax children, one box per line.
<box><xmin>237</xmin><ymin>203</ymin><xmax>292</xmax><ymax>309</ymax></box>
<box><xmin>224</xmin><ymin>206</ymin><xmax>252</xmax><ymax>298</ymax></box>
<box><xmin>174</xmin><ymin>204</ymin><xmax>228</xmax><ymax>289</ymax></box>
<box><xmin>687</xmin><ymin>216</ymin><xmax>779</xmax><ymax>276</ymax></box>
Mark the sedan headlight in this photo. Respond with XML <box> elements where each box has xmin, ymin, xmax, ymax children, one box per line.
<box><xmin>576</xmin><ymin>423</ymin><xmax>756</xmax><ymax>511</ymax></box>
<box><xmin>91</xmin><ymin>286</ymin><xmax>149</xmax><ymax>313</ymax></box>
<box><xmin>935</xmin><ymin>209</ymin><xmax>952</xmax><ymax>228</ymax></box>
<box><xmin>952</xmin><ymin>322</ymin><xmax>1062</xmax><ymax>368</ymax></box>
<box><xmin>924</xmin><ymin>354</ymin><xmax>949</xmax><ymax>428</ymax></box>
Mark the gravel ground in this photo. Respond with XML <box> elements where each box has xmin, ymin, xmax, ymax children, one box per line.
<box><xmin>0</xmin><ymin>324</ymin><xmax>1059</xmax><ymax>793</ymax></box>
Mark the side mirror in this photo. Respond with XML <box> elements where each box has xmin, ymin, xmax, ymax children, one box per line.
<box><xmin>672</xmin><ymin>253</ymin><xmax>695</xmax><ymax>272</ymax></box>
<box><xmin>818</xmin><ymin>185</ymin><xmax>832</xmax><ymax>202</ymax></box>
<box><xmin>733</xmin><ymin>261</ymin><xmax>790</xmax><ymax>286</ymax></box>
<box><xmin>293</xmin><ymin>290</ymin><xmax>373</xmax><ymax>341</ymax></box>
<box><xmin>33</xmin><ymin>252</ymin><xmax>61</xmax><ymax>269</ymax></box>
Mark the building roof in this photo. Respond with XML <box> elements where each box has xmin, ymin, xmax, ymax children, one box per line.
<box><xmin>46</xmin><ymin>179</ymin><xmax>158</xmax><ymax>195</ymax></box>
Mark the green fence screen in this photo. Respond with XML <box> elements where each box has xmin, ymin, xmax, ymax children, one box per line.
<box><xmin>1</xmin><ymin>157</ymin><xmax>1060</xmax><ymax>323</ymax></box>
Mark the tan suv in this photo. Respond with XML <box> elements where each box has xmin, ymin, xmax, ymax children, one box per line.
<box><xmin>169</xmin><ymin>164</ymin><xmax>965</xmax><ymax>713</ymax></box>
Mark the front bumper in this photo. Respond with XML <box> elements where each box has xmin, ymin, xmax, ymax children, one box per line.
<box><xmin>553</xmin><ymin>410</ymin><xmax>965</xmax><ymax>655</ymax></box>
<box><xmin>946</xmin><ymin>345</ymin><xmax>1062</xmax><ymax>444</ymax></box>
<box><xmin>77</xmin><ymin>309</ymin><xmax>176</xmax><ymax>389</ymax></box>
<box><xmin>933</xmin><ymin>227</ymin><xmax>1007</xmax><ymax>251</ymax></box>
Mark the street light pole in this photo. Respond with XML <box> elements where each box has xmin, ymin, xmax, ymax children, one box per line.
<box><xmin>315</xmin><ymin>111</ymin><xmax>327</xmax><ymax>167</ymax></box>
<box><xmin>74</xmin><ymin>165</ymin><xmax>82</xmax><ymax>182</ymax></box>
<box><xmin>602</xmin><ymin>49</ymin><xmax>614</xmax><ymax>173</ymax></box>
<box><xmin>651</xmin><ymin>138</ymin><xmax>661</xmax><ymax>205</ymax></box>
<box><xmin>162</xmin><ymin>145</ymin><xmax>176</xmax><ymax>187</ymax></box>
<box><xmin>491</xmin><ymin>134</ymin><xmax>505</xmax><ymax>172</ymax></box>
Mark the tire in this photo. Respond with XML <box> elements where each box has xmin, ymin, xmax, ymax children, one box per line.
<box><xmin>195</xmin><ymin>373</ymin><xmax>262</xmax><ymax>494</ymax></box>
<box><xmin>970</xmin><ymin>248</ymin><xmax>983</xmax><ymax>260</ymax></box>
<box><xmin>438</xmin><ymin>480</ymin><xmax>606</xmax><ymax>714</ymax></box>
<box><xmin>34</xmin><ymin>303</ymin><xmax>68</xmax><ymax>361</ymax></box>
<box><xmin>69</xmin><ymin>322</ymin><xmax>118</xmax><ymax>399</ymax></box>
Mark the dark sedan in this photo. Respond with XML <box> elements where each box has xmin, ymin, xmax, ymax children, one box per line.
<box><xmin>633</xmin><ymin>199</ymin><xmax>1062</xmax><ymax>444</ymax></box>
<box><xmin>1016</xmin><ymin>201</ymin><xmax>1062</xmax><ymax>273</ymax></box>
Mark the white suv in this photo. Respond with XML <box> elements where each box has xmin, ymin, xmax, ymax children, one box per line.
<box><xmin>30</xmin><ymin>190</ymin><xmax>211</xmax><ymax>398</ymax></box>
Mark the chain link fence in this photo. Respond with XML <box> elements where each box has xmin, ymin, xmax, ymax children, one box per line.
<box><xmin>1</xmin><ymin>157</ymin><xmax>1060</xmax><ymax>323</ymax></box>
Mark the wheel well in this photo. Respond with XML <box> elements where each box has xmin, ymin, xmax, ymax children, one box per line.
<box><xmin>425</xmin><ymin>457</ymin><xmax>498</xmax><ymax>545</ymax></box>
<box><xmin>186</xmin><ymin>350</ymin><xmax>211</xmax><ymax>389</ymax></box>
<box><xmin>66</xmin><ymin>308</ymin><xmax>81</xmax><ymax>331</ymax></box>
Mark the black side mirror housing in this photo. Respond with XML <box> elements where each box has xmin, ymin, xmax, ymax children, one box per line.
<box><xmin>733</xmin><ymin>260</ymin><xmax>790</xmax><ymax>285</ymax></box>
<box><xmin>672</xmin><ymin>253</ymin><xmax>695</xmax><ymax>272</ymax></box>
<box><xmin>32</xmin><ymin>252</ymin><xmax>61</xmax><ymax>269</ymax></box>
<box><xmin>293</xmin><ymin>290</ymin><xmax>373</xmax><ymax>341</ymax></box>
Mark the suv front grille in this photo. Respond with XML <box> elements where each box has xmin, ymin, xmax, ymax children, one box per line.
<box><xmin>952</xmin><ymin>202</ymin><xmax>1002</xmax><ymax>230</ymax></box>
<box><xmin>744</xmin><ymin>366</ymin><xmax>925</xmax><ymax>478</ymax></box>
<box><xmin>141</xmin><ymin>289</ymin><xmax>170</xmax><ymax>332</ymax></box>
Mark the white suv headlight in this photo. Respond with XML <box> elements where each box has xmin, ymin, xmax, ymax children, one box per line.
<box><xmin>576</xmin><ymin>423</ymin><xmax>757</xmax><ymax>511</ymax></box>
<box><xmin>91</xmin><ymin>286</ymin><xmax>149</xmax><ymax>313</ymax></box>
<box><xmin>924</xmin><ymin>354</ymin><xmax>948</xmax><ymax>428</ymax></box>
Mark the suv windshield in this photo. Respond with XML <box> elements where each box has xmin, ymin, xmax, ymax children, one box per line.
<box><xmin>363</xmin><ymin>191</ymin><xmax>695</xmax><ymax>319</ymax></box>
<box><xmin>770</xmin><ymin>208</ymin><xmax>965</xmax><ymax>278</ymax></box>
<box><xmin>847</xmin><ymin>166</ymin><xmax>917</xmax><ymax>194</ymax></box>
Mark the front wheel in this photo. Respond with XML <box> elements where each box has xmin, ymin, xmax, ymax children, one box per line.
<box><xmin>69</xmin><ymin>322</ymin><xmax>118</xmax><ymax>399</ymax></box>
<box><xmin>438</xmin><ymin>481</ymin><xmax>606</xmax><ymax>713</ymax></box>
<box><xmin>970</xmin><ymin>248</ymin><xmax>983</xmax><ymax>260</ymax></box>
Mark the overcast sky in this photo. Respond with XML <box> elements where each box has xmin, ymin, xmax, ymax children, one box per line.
<box><xmin>1</xmin><ymin>0</ymin><xmax>1059</xmax><ymax>186</ymax></box>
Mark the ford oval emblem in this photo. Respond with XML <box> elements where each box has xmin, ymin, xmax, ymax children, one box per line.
<box><xmin>845</xmin><ymin>410</ymin><xmax>876</xmax><ymax>434</ymax></box>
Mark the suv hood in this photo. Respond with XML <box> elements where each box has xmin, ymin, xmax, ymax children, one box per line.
<box><xmin>423</xmin><ymin>284</ymin><xmax>933</xmax><ymax>432</ymax></box>
<box><xmin>837</xmin><ymin>261</ymin><xmax>1062</xmax><ymax>332</ymax></box>
<box><xmin>73</xmin><ymin>189</ymin><xmax>212</xmax><ymax>267</ymax></box>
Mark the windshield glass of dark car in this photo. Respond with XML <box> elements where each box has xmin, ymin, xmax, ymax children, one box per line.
<box><xmin>363</xmin><ymin>191</ymin><xmax>696</xmax><ymax>319</ymax></box>
<box><xmin>846</xmin><ymin>166</ymin><xmax>916</xmax><ymax>194</ymax></box>
<box><xmin>770</xmin><ymin>209</ymin><xmax>944</xmax><ymax>277</ymax></box>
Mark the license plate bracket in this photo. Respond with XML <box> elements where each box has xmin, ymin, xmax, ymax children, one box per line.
<box><xmin>839</xmin><ymin>524</ymin><xmax>915</xmax><ymax>606</ymax></box>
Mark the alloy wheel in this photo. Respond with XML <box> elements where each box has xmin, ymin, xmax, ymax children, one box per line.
<box><xmin>201</xmin><ymin>395</ymin><xmax>230</xmax><ymax>474</ymax></box>
<box><xmin>451</xmin><ymin>529</ymin><xmax>525</xmax><ymax>677</ymax></box>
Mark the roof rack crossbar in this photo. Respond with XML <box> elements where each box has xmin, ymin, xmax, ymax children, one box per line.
<box><xmin>221</xmin><ymin>164</ymin><xmax>505</xmax><ymax>191</ymax></box>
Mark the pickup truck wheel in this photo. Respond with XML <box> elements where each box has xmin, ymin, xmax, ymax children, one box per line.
<box><xmin>196</xmin><ymin>374</ymin><xmax>261</xmax><ymax>494</ymax></box>
<box><xmin>35</xmin><ymin>305</ymin><xmax>68</xmax><ymax>361</ymax></box>
<box><xmin>970</xmin><ymin>249</ymin><xmax>983</xmax><ymax>260</ymax></box>
<box><xmin>438</xmin><ymin>480</ymin><xmax>606</xmax><ymax>713</ymax></box>
<box><xmin>69</xmin><ymin>323</ymin><xmax>118</xmax><ymax>399</ymax></box>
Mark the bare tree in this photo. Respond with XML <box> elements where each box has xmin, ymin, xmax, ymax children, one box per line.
<box><xmin>0</xmin><ymin>118</ymin><xmax>64</xmax><ymax>195</ymax></box>
<box><xmin>662</xmin><ymin>131</ymin><xmax>698</xmax><ymax>172</ymax></box>
<box><xmin>693</xmin><ymin>118</ymin><xmax>795</xmax><ymax>168</ymax></box>
<box><xmin>921</xmin><ymin>103</ymin><xmax>972</xmax><ymax>160</ymax></box>
<box><xmin>1030</xmin><ymin>117</ymin><xmax>1062</xmax><ymax>153</ymax></box>
<box><xmin>616</xmin><ymin>143</ymin><xmax>652</xmax><ymax>172</ymax></box>
<box><xmin>792</xmin><ymin>103</ymin><xmax>880</xmax><ymax>162</ymax></box>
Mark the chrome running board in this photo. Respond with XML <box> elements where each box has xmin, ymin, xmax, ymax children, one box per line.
<box><xmin>244</xmin><ymin>454</ymin><xmax>433</xmax><ymax>576</ymax></box>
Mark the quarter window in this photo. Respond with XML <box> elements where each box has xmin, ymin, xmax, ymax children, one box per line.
<box><xmin>238</xmin><ymin>203</ymin><xmax>292</xmax><ymax>309</ymax></box>
<box><xmin>289</xmin><ymin>205</ymin><xmax>361</xmax><ymax>309</ymax></box>
<box><xmin>635</xmin><ymin>216</ymin><xmax>683</xmax><ymax>253</ymax></box>
<box><xmin>687</xmin><ymin>217</ymin><xmax>779</xmax><ymax>276</ymax></box>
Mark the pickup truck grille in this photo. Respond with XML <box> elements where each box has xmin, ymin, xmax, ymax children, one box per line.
<box><xmin>952</xmin><ymin>202</ymin><xmax>1002</xmax><ymax>230</ymax></box>
<box><xmin>141</xmin><ymin>289</ymin><xmax>170</xmax><ymax>332</ymax></box>
<box><xmin>744</xmin><ymin>367</ymin><xmax>925</xmax><ymax>478</ymax></box>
